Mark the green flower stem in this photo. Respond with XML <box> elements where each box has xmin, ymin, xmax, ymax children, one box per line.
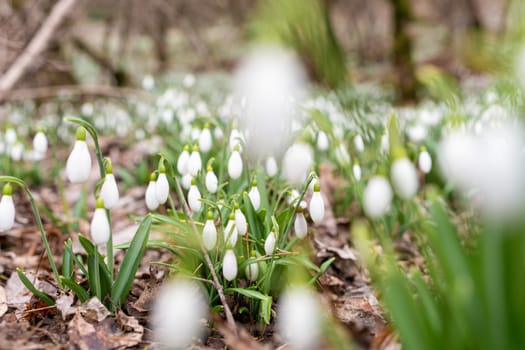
<box><xmin>93</xmin><ymin>244</ymin><xmax>102</xmax><ymax>300</ymax></box>
<box><xmin>64</xmin><ymin>117</ymin><xmax>114</xmax><ymax>280</ymax></box>
<box><xmin>0</xmin><ymin>176</ymin><xmax>61</xmax><ymax>288</ymax></box>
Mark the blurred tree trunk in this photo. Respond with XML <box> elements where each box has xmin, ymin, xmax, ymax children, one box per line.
<box><xmin>389</xmin><ymin>0</ymin><xmax>417</xmax><ymax>102</ymax></box>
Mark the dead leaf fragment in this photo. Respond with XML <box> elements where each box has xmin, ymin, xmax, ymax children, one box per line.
<box><xmin>0</xmin><ymin>286</ymin><xmax>7</xmax><ymax>317</ymax></box>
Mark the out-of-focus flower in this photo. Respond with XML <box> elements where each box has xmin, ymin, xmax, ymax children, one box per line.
<box><xmin>363</xmin><ymin>176</ymin><xmax>393</xmax><ymax>219</ymax></box>
<box><xmin>228</xmin><ymin>146</ymin><xmax>243</xmax><ymax>179</ymax></box>
<box><xmin>282</xmin><ymin>143</ymin><xmax>312</xmax><ymax>187</ymax></box>
<box><xmin>223</xmin><ymin>249</ymin><xmax>238</xmax><ymax>281</ymax></box>
<box><xmin>354</xmin><ymin>134</ymin><xmax>365</xmax><ymax>152</ymax></box>
<box><xmin>418</xmin><ymin>148</ymin><xmax>432</xmax><ymax>174</ymax></box>
<box><xmin>33</xmin><ymin>129</ymin><xmax>48</xmax><ymax>159</ymax></box>
<box><xmin>294</xmin><ymin>206</ymin><xmax>308</xmax><ymax>239</ymax></box>
<box><xmin>264</xmin><ymin>231</ymin><xmax>276</xmax><ymax>255</ymax></box>
<box><xmin>353</xmin><ymin>162</ymin><xmax>362</xmax><ymax>181</ymax></box>
<box><xmin>90</xmin><ymin>198</ymin><xmax>110</xmax><ymax>245</ymax></box>
<box><xmin>391</xmin><ymin>158</ymin><xmax>418</xmax><ymax>199</ymax></box>
<box><xmin>334</xmin><ymin>142</ymin><xmax>351</xmax><ymax>166</ymax></box>
<box><xmin>198</xmin><ymin>124</ymin><xmax>212</xmax><ymax>153</ymax></box>
<box><xmin>152</xmin><ymin>279</ymin><xmax>207</xmax><ymax>349</ymax></box>
<box><xmin>66</xmin><ymin>127</ymin><xmax>91</xmax><ymax>183</ymax></box>
<box><xmin>316</xmin><ymin>131</ymin><xmax>329</xmax><ymax>151</ymax></box>
<box><xmin>0</xmin><ymin>184</ymin><xmax>15</xmax><ymax>232</ymax></box>
<box><xmin>278</xmin><ymin>287</ymin><xmax>321</xmax><ymax>350</ymax></box>
<box><xmin>265</xmin><ymin>156</ymin><xmax>278</xmax><ymax>177</ymax></box>
<box><xmin>142</xmin><ymin>75</ymin><xmax>155</xmax><ymax>90</ymax></box>
<box><xmin>309</xmin><ymin>182</ymin><xmax>324</xmax><ymax>224</ymax></box>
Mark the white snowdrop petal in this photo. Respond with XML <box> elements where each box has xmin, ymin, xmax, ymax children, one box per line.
<box><xmin>334</xmin><ymin>143</ymin><xmax>351</xmax><ymax>165</ymax></box>
<box><xmin>223</xmin><ymin>250</ymin><xmax>238</xmax><ymax>281</ymax></box>
<box><xmin>353</xmin><ymin>164</ymin><xmax>362</xmax><ymax>181</ymax></box>
<box><xmin>309</xmin><ymin>192</ymin><xmax>325</xmax><ymax>224</ymax></box>
<box><xmin>155</xmin><ymin>173</ymin><xmax>169</xmax><ymax>204</ymax></box>
<box><xmin>363</xmin><ymin>176</ymin><xmax>393</xmax><ymax>219</ymax></box>
<box><xmin>282</xmin><ymin>143</ymin><xmax>313</xmax><ymax>186</ymax></box>
<box><xmin>205</xmin><ymin>170</ymin><xmax>218</xmax><ymax>193</ymax></box>
<box><xmin>152</xmin><ymin>280</ymin><xmax>207</xmax><ymax>348</ymax></box>
<box><xmin>90</xmin><ymin>208</ymin><xmax>110</xmax><ymax>245</ymax></box>
<box><xmin>0</xmin><ymin>195</ymin><xmax>15</xmax><ymax>231</ymax></box>
<box><xmin>316</xmin><ymin>131</ymin><xmax>329</xmax><ymax>151</ymax></box>
<box><xmin>66</xmin><ymin>141</ymin><xmax>92</xmax><ymax>183</ymax></box>
<box><xmin>245</xmin><ymin>263</ymin><xmax>259</xmax><ymax>281</ymax></box>
<box><xmin>265</xmin><ymin>157</ymin><xmax>278</xmax><ymax>177</ymax></box>
<box><xmin>181</xmin><ymin>174</ymin><xmax>192</xmax><ymax>190</ymax></box>
<box><xmin>354</xmin><ymin>134</ymin><xmax>365</xmax><ymax>152</ymax></box>
<box><xmin>391</xmin><ymin>158</ymin><xmax>418</xmax><ymax>199</ymax></box>
<box><xmin>202</xmin><ymin>219</ymin><xmax>217</xmax><ymax>251</ymax></box>
<box><xmin>278</xmin><ymin>287</ymin><xmax>321</xmax><ymax>350</ymax></box>
<box><xmin>177</xmin><ymin>150</ymin><xmax>190</xmax><ymax>175</ymax></box>
<box><xmin>228</xmin><ymin>151</ymin><xmax>243</xmax><ymax>179</ymax></box>
<box><xmin>188</xmin><ymin>185</ymin><xmax>202</xmax><ymax>212</ymax></box>
<box><xmin>199</xmin><ymin>128</ymin><xmax>212</xmax><ymax>153</ymax></box>
<box><xmin>294</xmin><ymin>213</ymin><xmax>308</xmax><ymax>238</ymax></box>
<box><xmin>235</xmin><ymin>209</ymin><xmax>247</xmax><ymax>235</ymax></box>
<box><xmin>224</xmin><ymin>220</ymin><xmax>238</xmax><ymax>247</ymax></box>
<box><xmin>100</xmin><ymin>174</ymin><xmax>119</xmax><ymax>209</ymax></box>
<box><xmin>248</xmin><ymin>186</ymin><xmax>261</xmax><ymax>210</ymax></box>
<box><xmin>264</xmin><ymin>232</ymin><xmax>276</xmax><ymax>255</ymax></box>
<box><xmin>145</xmin><ymin>181</ymin><xmax>159</xmax><ymax>211</ymax></box>
<box><xmin>33</xmin><ymin>132</ymin><xmax>48</xmax><ymax>155</ymax></box>
<box><xmin>418</xmin><ymin>151</ymin><xmax>432</xmax><ymax>174</ymax></box>
<box><xmin>188</xmin><ymin>151</ymin><xmax>202</xmax><ymax>176</ymax></box>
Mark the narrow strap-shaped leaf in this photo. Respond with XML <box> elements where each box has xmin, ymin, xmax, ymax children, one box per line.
<box><xmin>59</xmin><ymin>276</ymin><xmax>90</xmax><ymax>303</ymax></box>
<box><xmin>62</xmin><ymin>239</ymin><xmax>74</xmax><ymax>279</ymax></box>
<box><xmin>16</xmin><ymin>268</ymin><xmax>55</xmax><ymax>306</ymax></box>
<box><xmin>78</xmin><ymin>234</ymin><xmax>112</xmax><ymax>282</ymax></box>
<box><xmin>111</xmin><ymin>216</ymin><xmax>152</xmax><ymax>305</ymax></box>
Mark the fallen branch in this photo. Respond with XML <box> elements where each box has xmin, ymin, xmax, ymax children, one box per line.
<box><xmin>0</xmin><ymin>85</ymin><xmax>155</xmax><ymax>104</ymax></box>
<box><xmin>0</xmin><ymin>0</ymin><xmax>78</xmax><ymax>95</ymax></box>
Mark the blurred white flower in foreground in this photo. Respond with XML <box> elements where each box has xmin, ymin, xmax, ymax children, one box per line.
<box><xmin>152</xmin><ymin>279</ymin><xmax>207</xmax><ymax>349</ymax></box>
<box><xmin>282</xmin><ymin>143</ymin><xmax>313</xmax><ymax>187</ymax></box>
<box><xmin>278</xmin><ymin>287</ymin><xmax>321</xmax><ymax>350</ymax></box>
<box><xmin>234</xmin><ymin>46</ymin><xmax>307</xmax><ymax>160</ymax></box>
<box><xmin>390</xmin><ymin>158</ymin><xmax>418</xmax><ymax>200</ymax></box>
<box><xmin>363</xmin><ymin>176</ymin><xmax>393</xmax><ymax>219</ymax></box>
<box><xmin>439</xmin><ymin>121</ymin><xmax>525</xmax><ymax>218</ymax></box>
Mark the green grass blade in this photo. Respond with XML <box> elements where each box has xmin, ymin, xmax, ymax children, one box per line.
<box><xmin>16</xmin><ymin>268</ymin><xmax>55</xmax><ymax>306</ymax></box>
<box><xmin>59</xmin><ymin>277</ymin><xmax>90</xmax><ymax>303</ymax></box>
<box><xmin>62</xmin><ymin>239</ymin><xmax>74</xmax><ymax>279</ymax></box>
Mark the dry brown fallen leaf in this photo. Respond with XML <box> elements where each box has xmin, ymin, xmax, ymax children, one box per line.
<box><xmin>0</xmin><ymin>286</ymin><xmax>8</xmax><ymax>317</ymax></box>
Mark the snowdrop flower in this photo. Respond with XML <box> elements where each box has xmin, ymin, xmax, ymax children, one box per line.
<box><xmin>282</xmin><ymin>143</ymin><xmax>313</xmax><ymax>187</ymax></box>
<box><xmin>354</xmin><ymin>134</ymin><xmax>365</xmax><ymax>152</ymax></box>
<box><xmin>145</xmin><ymin>173</ymin><xmax>159</xmax><ymax>211</ymax></box>
<box><xmin>294</xmin><ymin>206</ymin><xmax>308</xmax><ymax>239</ymax></box>
<box><xmin>90</xmin><ymin>198</ymin><xmax>110</xmax><ymax>245</ymax></box>
<box><xmin>188</xmin><ymin>145</ymin><xmax>202</xmax><ymax>177</ymax></box>
<box><xmin>5</xmin><ymin>127</ymin><xmax>16</xmax><ymax>146</ymax></box>
<box><xmin>183</xmin><ymin>74</ymin><xmax>196</xmax><ymax>88</ymax></box>
<box><xmin>278</xmin><ymin>287</ymin><xmax>321</xmax><ymax>350</ymax></box>
<box><xmin>391</xmin><ymin>158</ymin><xmax>418</xmax><ymax>199</ymax></box>
<box><xmin>142</xmin><ymin>75</ymin><xmax>155</xmax><ymax>90</ymax></box>
<box><xmin>287</xmin><ymin>190</ymin><xmax>300</xmax><ymax>206</ymax></box>
<box><xmin>10</xmin><ymin>142</ymin><xmax>23</xmax><ymax>161</ymax></box>
<box><xmin>363</xmin><ymin>176</ymin><xmax>393</xmax><ymax>219</ymax></box>
<box><xmin>229</xmin><ymin>128</ymin><xmax>244</xmax><ymax>151</ymax></box>
<box><xmin>214</xmin><ymin>126</ymin><xmax>224</xmax><ymax>140</ymax></box>
<box><xmin>155</xmin><ymin>163</ymin><xmax>170</xmax><ymax>205</ymax></box>
<box><xmin>198</xmin><ymin>124</ymin><xmax>212</xmax><ymax>153</ymax></box>
<box><xmin>316</xmin><ymin>131</ymin><xmax>329</xmax><ymax>151</ymax></box>
<box><xmin>177</xmin><ymin>145</ymin><xmax>190</xmax><ymax>175</ymax></box>
<box><xmin>234</xmin><ymin>46</ymin><xmax>306</xmax><ymax>160</ymax></box>
<box><xmin>181</xmin><ymin>173</ymin><xmax>192</xmax><ymax>190</ymax></box>
<box><xmin>265</xmin><ymin>156</ymin><xmax>278</xmax><ymax>177</ymax></box>
<box><xmin>188</xmin><ymin>178</ymin><xmax>202</xmax><ymax>212</ymax></box>
<box><xmin>407</xmin><ymin>124</ymin><xmax>427</xmax><ymax>144</ymax></box>
<box><xmin>100</xmin><ymin>162</ymin><xmax>119</xmax><ymax>209</ymax></box>
<box><xmin>309</xmin><ymin>183</ymin><xmax>324</xmax><ymax>224</ymax></box>
<box><xmin>152</xmin><ymin>279</ymin><xmax>207</xmax><ymax>349</ymax></box>
<box><xmin>205</xmin><ymin>166</ymin><xmax>218</xmax><ymax>193</ymax></box>
<box><xmin>334</xmin><ymin>142</ymin><xmax>350</xmax><ymax>166</ymax></box>
<box><xmin>224</xmin><ymin>213</ymin><xmax>238</xmax><ymax>247</ymax></box>
<box><xmin>353</xmin><ymin>162</ymin><xmax>362</xmax><ymax>181</ymax></box>
<box><xmin>66</xmin><ymin>127</ymin><xmax>92</xmax><ymax>183</ymax></box>
<box><xmin>245</xmin><ymin>252</ymin><xmax>259</xmax><ymax>282</ymax></box>
<box><xmin>228</xmin><ymin>145</ymin><xmax>243</xmax><ymax>179</ymax></box>
<box><xmin>264</xmin><ymin>231</ymin><xmax>276</xmax><ymax>255</ymax></box>
<box><xmin>248</xmin><ymin>180</ymin><xmax>261</xmax><ymax>210</ymax></box>
<box><xmin>418</xmin><ymin>148</ymin><xmax>432</xmax><ymax>174</ymax></box>
<box><xmin>202</xmin><ymin>212</ymin><xmax>217</xmax><ymax>251</ymax></box>
<box><xmin>223</xmin><ymin>249</ymin><xmax>238</xmax><ymax>281</ymax></box>
<box><xmin>0</xmin><ymin>184</ymin><xmax>15</xmax><ymax>232</ymax></box>
<box><xmin>380</xmin><ymin>132</ymin><xmax>389</xmax><ymax>154</ymax></box>
<box><xmin>33</xmin><ymin>129</ymin><xmax>48</xmax><ymax>159</ymax></box>
<box><xmin>234</xmin><ymin>204</ymin><xmax>247</xmax><ymax>235</ymax></box>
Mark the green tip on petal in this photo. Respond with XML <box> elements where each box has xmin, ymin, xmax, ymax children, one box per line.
<box><xmin>159</xmin><ymin>162</ymin><xmax>166</xmax><ymax>174</ymax></box>
<box><xmin>251</xmin><ymin>179</ymin><xmax>257</xmax><ymax>187</ymax></box>
<box><xmin>149</xmin><ymin>172</ymin><xmax>158</xmax><ymax>182</ymax></box>
<box><xmin>191</xmin><ymin>177</ymin><xmax>196</xmax><ymax>185</ymax></box>
<box><xmin>104</xmin><ymin>158</ymin><xmax>113</xmax><ymax>174</ymax></box>
<box><xmin>192</xmin><ymin>145</ymin><xmax>199</xmax><ymax>152</ymax></box>
<box><xmin>204</xmin><ymin>123</ymin><xmax>210</xmax><ymax>129</ymax></box>
<box><xmin>96</xmin><ymin>197</ymin><xmax>104</xmax><ymax>208</ymax></box>
<box><xmin>313</xmin><ymin>182</ymin><xmax>320</xmax><ymax>192</ymax></box>
<box><xmin>75</xmin><ymin>127</ymin><xmax>87</xmax><ymax>141</ymax></box>
<box><xmin>3</xmin><ymin>183</ymin><xmax>13</xmax><ymax>196</ymax></box>
<box><xmin>37</xmin><ymin>125</ymin><xmax>45</xmax><ymax>133</ymax></box>
<box><xmin>233</xmin><ymin>144</ymin><xmax>240</xmax><ymax>152</ymax></box>
<box><xmin>420</xmin><ymin>145</ymin><xmax>427</xmax><ymax>152</ymax></box>
<box><xmin>207</xmin><ymin>211</ymin><xmax>214</xmax><ymax>220</ymax></box>
<box><xmin>234</xmin><ymin>202</ymin><xmax>240</xmax><ymax>210</ymax></box>
<box><xmin>296</xmin><ymin>205</ymin><xmax>304</xmax><ymax>213</ymax></box>
<box><xmin>207</xmin><ymin>165</ymin><xmax>213</xmax><ymax>172</ymax></box>
<box><xmin>229</xmin><ymin>212</ymin><xmax>235</xmax><ymax>220</ymax></box>
<box><xmin>183</xmin><ymin>144</ymin><xmax>190</xmax><ymax>152</ymax></box>
<box><xmin>250</xmin><ymin>250</ymin><xmax>257</xmax><ymax>257</ymax></box>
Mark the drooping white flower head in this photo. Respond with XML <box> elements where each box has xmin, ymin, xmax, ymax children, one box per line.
<box><xmin>152</xmin><ymin>279</ymin><xmax>207</xmax><ymax>349</ymax></box>
<box><xmin>177</xmin><ymin>145</ymin><xmax>190</xmax><ymax>175</ymax></box>
<box><xmin>10</xmin><ymin>142</ymin><xmax>23</xmax><ymax>161</ymax></box>
<box><xmin>99</xmin><ymin>159</ymin><xmax>119</xmax><ymax>209</ymax></box>
<box><xmin>141</xmin><ymin>75</ymin><xmax>155</xmax><ymax>90</ymax></box>
<box><xmin>309</xmin><ymin>183</ymin><xmax>325</xmax><ymax>224</ymax></box>
<box><xmin>5</xmin><ymin>127</ymin><xmax>16</xmax><ymax>145</ymax></box>
<box><xmin>228</xmin><ymin>146</ymin><xmax>243</xmax><ymax>180</ymax></box>
<box><xmin>66</xmin><ymin>127</ymin><xmax>92</xmax><ymax>184</ymax></box>
<box><xmin>407</xmin><ymin>123</ymin><xmax>428</xmax><ymax>144</ymax></box>
<box><xmin>294</xmin><ymin>207</ymin><xmax>308</xmax><ymax>239</ymax></box>
<box><xmin>248</xmin><ymin>181</ymin><xmax>261</xmax><ymax>210</ymax></box>
<box><xmin>202</xmin><ymin>212</ymin><xmax>217</xmax><ymax>251</ymax></box>
<box><xmin>188</xmin><ymin>145</ymin><xmax>202</xmax><ymax>177</ymax></box>
<box><xmin>265</xmin><ymin>156</ymin><xmax>278</xmax><ymax>177</ymax></box>
<box><xmin>245</xmin><ymin>252</ymin><xmax>259</xmax><ymax>282</ymax></box>
<box><xmin>278</xmin><ymin>287</ymin><xmax>321</xmax><ymax>350</ymax></box>
<box><xmin>145</xmin><ymin>174</ymin><xmax>159</xmax><ymax>211</ymax></box>
<box><xmin>181</xmin><ymin>173</ymin><xmax>192</xmax><ymax>190</ymax></box>
<box><xmin>155</xmin><ymin>167</ymin><xmax>169</xmax><ymax>205</ymax></box>
<box><xmin>0</xmin><ymin>184</ymin><xmax>15</xmax><ymax>232</ymax></box>
<box><xmin>334</xmin><ymin>142</ymin><xmax>351</xmax><ymax>166</ymax></box>
<box><xmin>354</xmin><ymin>134</ymin><xmax>365</xmax><ymax>152</ymax></box>
<box><xmin>264</xmin><ymin>231</ymin><xmax>276</xmax><ymax>255</ymax></box>
<box><xmin>234</xmin><ymin>46</ymin><xmax>307</xmax><ymax>160</ymax></box>
<box><xmin>188</xmin><ymin>178</ymin><xmax>202</xmax><ymax>212</ymax></box>
<box><xmin>316</xmin><ymin>131</ymin><xmax>329</xmax><ymax>151</ymax></box>
<box><xmin>228</xmin><ymin>128</ymin><xmax>244</xmax><ymax>151</ymax></box>
<box><xmin>33</xmin><ymin>130</ymin><xmax>48</xmax><ymax>158</ymax></box>
<box><xmin>223</xmin><ymin>249</ymin><xmax>238</xmax><ymax>281</ymax></box>
<box><xmin>418</xmin><ymin>148</ymin><xmax>432</xmax><ymax>174</ymax></box>
<box><xmin>234</xmin><ymin>206</ymin><xmax>247</xmax><ymax>236</ymax></box>
<box><xmin>224</xmin><ymin>214</ymin><xmax>238</xmax><ymax>247</ymax></box>
<box><xmin>391</xmin><ymin>158</ymin><xmax>418</xmax><ymax>200</ymax></box>
<box><xmin>205</xmin><ymin>167</ymin><xmax>218</xmax><ymax>194</ymax></box>
<box><xmin>353</xmin><ymin>162</ymin><xmax>362</xmax><ymax>181</ymax></box>
<box><xmin>363</xmin><ymin>176</ymin><xmax>393</xmax><ymax>219</ymax></box>
<box><xmin>282</xmin><ymin>143</ymin><xmax>313</xmax><ymax>187</ymax></box>
<box><xmin>198</xmin><ymin>124</ymin><xmax>212</xmax><ymax>153</ymax></box>
<box><xmin>90</xmin><ymin>198</ymin><xmax>110</xmax><ymax>245</ymax></box>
